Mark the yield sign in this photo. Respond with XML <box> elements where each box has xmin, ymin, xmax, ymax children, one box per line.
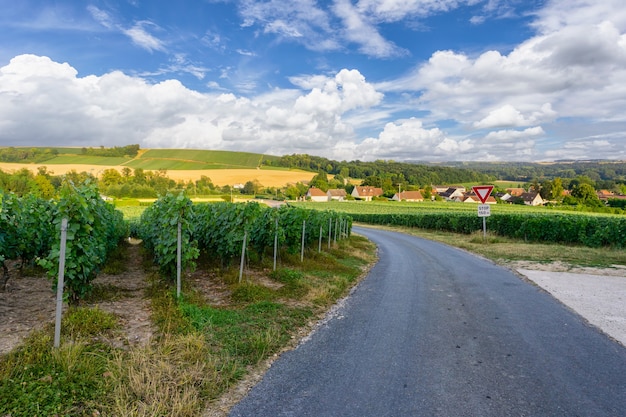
<box><xmin>472</xmin><ymin>185</ymin><xmax>494</xmax><ymax>204</ymax></box>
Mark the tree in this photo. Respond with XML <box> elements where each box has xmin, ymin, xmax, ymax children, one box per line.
<box><xmin>243</xmin><ymin>181</ymin><xmax>256</xmax><ymax>195</ymax></box>
<box><xmin>309</xmin><ymin>171</ymin><xmax>329</xmax><ymax>191</ymax></box>
<box><xmin>571</xmin><ymin>183</ymin><xmax>603</xmax><ymax>207</ymax></box>
<box><xmin>551</xmin><ymin>177</ymin><xmax>564</xmax><ymax>200</ymax></box>
<box><xmin>33</xmin><ymin>175</ymin><xmax>55</xmax><ymax>198</ymax></box>
<box><xmin>100</xmin><ymin>169</ymin><xmax>123</xmax><ymax>188</ymax></box>
<box><xmin>540</xmin><ymin>180</ymin><xmax>553</xmax><ymax>200</ymax></box>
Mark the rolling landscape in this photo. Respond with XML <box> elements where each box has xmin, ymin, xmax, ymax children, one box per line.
<box><xmin>1</xmin><ymin>145</ymin><xmax>626</xmax><ymax>416</ymax></box>
<box><xmin>0</xmin><ymin>147</ymin><xmax>317</xmax><ymax>187</ymax></box>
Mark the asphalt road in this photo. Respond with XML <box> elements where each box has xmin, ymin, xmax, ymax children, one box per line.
<box><xmin>229</xmin><ymin>227</ymin><xmax>626</xmax><ymax>417</ymax></box>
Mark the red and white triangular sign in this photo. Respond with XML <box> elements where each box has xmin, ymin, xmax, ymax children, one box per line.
<box><xmin>472</xmin><ymin>185</ymin><xmax>494</xmax><ymax>204</ymax></box>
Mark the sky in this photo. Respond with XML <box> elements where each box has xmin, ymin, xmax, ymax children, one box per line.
<box><xmin>1</xmin><ymin>0</ymin><xmax>625</xmax><ymax>162</ymax></box>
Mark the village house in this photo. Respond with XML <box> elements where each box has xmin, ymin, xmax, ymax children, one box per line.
<box><xmin>597</xmin><ymin>190</ymin><xmax>615</xmax><ymax>201</ymax></box>
<box><xmin>392</xmin><ymin>190</ymin><xmax>424</xmax><ymax>202</ymax></box>
<box><xmin>432</xmin><ymin>185</ymin><xmax>451</xmax><ymax>194</ymax></box>
<box><xmin>351</xmin><ymin>186</ymin><xmax>384</xmax><ymax>201</ymax></box>
<box><xmin>327</xmin><ymin>189</ymin><xmax>347</xmax><ymax>201</ymax></box>
<box><xmin>520</xmin><ymin>192</ymin><xmax>544</xmax><ymax>206</ymax></box>
<box><xmin>438</xmin><ymin>187</ymin><xmax>466</xmax><ymax>201</ymax></box>
<box><xmin>457</xmin><ymin>193</ymin><xmax>497</xmax><ymax>204</ymax></box>
<box><xmin>506</xmin><ymin>188</ymin><xmax>525</xmax><ymax>197</ymax></box>
<box><xmin>306</xmin><ymin>186</ymin><xmax>328</xmax><ymax>202</ymax></box>
<box><xmin>494</xmin><ymin>192</ymin><xmax>512</xmax><ymax>202</ymax></box>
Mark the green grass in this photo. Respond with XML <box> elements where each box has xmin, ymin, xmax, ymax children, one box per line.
<box><xmin>0</xmin><ymin>308</ymin><xmax>119</xmax><ymax>417</ymax></box>
<box><xmin>123</xmin><ymin>158</ymin><xmax>214</xmax><ymax>170</ymax></box>
<box><xmin>123</xmin><ymin>149</ymin><xmax>280</xmax><ymax>170</ymax></box>
<box><xmin>368</xmin><ymin>225</ymin><xmax>626</xmax><ymax>268</ymax></box>
<box><xmin>3</xmin><ymin>147</ymin><xmax>283</xmax><ymax>171</ymax></box>
<box><xmin>117</xmin><ymin>205</ymin><xmax>147</xmax><ymax>220</ymax></box>
<box><xmin>295</xmin><ymin>200</ymin><xmax>619</xmax><ymax>217</ymax></box>
<box><xmin>42</xmin><ymin>155</ymin><xmax>132</xmax><ymax>165</ymax></box>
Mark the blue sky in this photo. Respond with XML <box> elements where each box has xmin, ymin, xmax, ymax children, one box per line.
<box><xmin>1</xmin><ymin>0</ymin><xmax>625</xmax><ymax>161</ymax></box>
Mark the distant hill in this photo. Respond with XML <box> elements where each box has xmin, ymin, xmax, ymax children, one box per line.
<box><xmin>0</xmin><ymin>146</ymin><xmax>281</xmax><ymax>170</ymax></box>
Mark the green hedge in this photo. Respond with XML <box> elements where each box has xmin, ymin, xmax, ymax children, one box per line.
<box><xmin>350</xmin><ymin>212</ymin><xmax>626</xmax><ymax>248</ymax></box>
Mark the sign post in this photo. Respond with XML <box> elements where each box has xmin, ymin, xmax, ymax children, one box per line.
<box><xmin>472</xmin><ymin>186</ymin><xmax>494</xmax><ymax>240</ymax></box>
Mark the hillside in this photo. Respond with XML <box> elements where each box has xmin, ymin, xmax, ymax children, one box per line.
<box><xmin>0</xmin><ymin>147</ymin><xmax>313</xmax><ymax>187</ymax></box>
<box><xmin>0</xmin><ymin>146</ymin><xmax>281</xmax><ymax>170</ymax></box>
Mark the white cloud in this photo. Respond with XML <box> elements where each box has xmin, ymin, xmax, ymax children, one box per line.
<box><xmin>123</xmin><ymin>21</ymin><xmax>166</xmax><ymax>52</ymax></box>
<box><xmin>340</xmin><ymin>117</ymin><xmax>473</xmax><ymax>161</ymax></box>
<box><xmin>377</xmin><ymin>4</ymin><xmax>626</xmax><ymax>160</ymax></box>
<box><xmin>0</xmin><ymin>55</ymin><xmax>382</xmax><ymax>158</ymax></box>
<box><xmin>238</xmin><ymin>0</ymin><xmax>340</xmax><ymax>52</ymax></box>
<box><xmin>483</xmin><ymin>126</ymin><xmax>545</xmax><ymax>142</ymax></box>
<box><xmin>333</xmin><ymin>0</ymin><xmax>405</xmax><ymax>58</ymax></box>
<box><xmin>88</xmin><ymin>6</ymin><xmax>166</xmax><ymax>53</ymax></box>
<box><xmin>474</xmin><ymin>103</ymin><xmax>556</xmax><ymax>129</ymax></box>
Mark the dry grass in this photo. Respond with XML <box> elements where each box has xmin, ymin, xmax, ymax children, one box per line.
<box><xmin>106</xmin><ymin>333</ymin><xmax>228</xmax><ymax>417</ymax></box>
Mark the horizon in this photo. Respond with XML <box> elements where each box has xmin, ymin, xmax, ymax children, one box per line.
<box><xmin>2</xmin><ymin>145</ymin><xmax>626</xmax><ymax>166</ymax></box>
<box><xmin>1</xmin><ymin>0</ymin><xmax>625</xmax><ymax>162</ymax></box>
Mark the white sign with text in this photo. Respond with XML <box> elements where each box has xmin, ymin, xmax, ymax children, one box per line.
<box><xmin>477</xmin><ymin>204</ymin><xmax>491</xmax><ymax>217</ymax></box>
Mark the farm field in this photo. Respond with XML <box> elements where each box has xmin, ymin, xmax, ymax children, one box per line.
<box><xmin>0</xmin><ymin>164</ymin><xmax>315</xmax><ymax>187</ymax></box>
<box><xmin>294</xmin><ymin>200</ymin><xmax>616</xmax><ymax>216</ymax></box>
<box><xmin>0</xmin><ymin>148</ymin><xmax>312</xmax><ymax>187</ymax></box>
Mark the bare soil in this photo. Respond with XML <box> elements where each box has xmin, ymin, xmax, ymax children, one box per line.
<box><xmin>0</xmin><ymin>240</ymin><xmax>153</xmax><ymax>355</ymax></box>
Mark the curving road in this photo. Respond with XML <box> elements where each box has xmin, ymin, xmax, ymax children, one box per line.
<box><xmin>229</xmin><ymin>227</ymin><xmax>626</xmax><ymax>417</ymax></box>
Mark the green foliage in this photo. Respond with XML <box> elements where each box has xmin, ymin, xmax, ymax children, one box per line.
<box><xmin>191</xmin><ymin>202</ymin><xmax>352</xmax><ymax>264</ymax></box>
<box><xmin>80</xmin><ymin>144</ymin><xmax>140</xmax><ymax>157</ymax></box>
<box><xmin>0</xmin><ymin>147</ymin><xmax>59</xmax><ymax>163</ymax></box>
<box><xmin>38</xmin><ymin>181</ymin><xmax>127</xmax><ymax>304</ymax></box>
<box><xmin>138</xmin><ymin>192</ymin><xmax>199</xmax><ymax>279</ymax></box>
<box><xmin>1</xmin><ymin>191</ymin><xmax>56</xmax><ymax>287</ymax></box>
<box><xmin>266</xmin><ymin>154</ymin><xmax>492</xmax><ymax>187</ymax></box>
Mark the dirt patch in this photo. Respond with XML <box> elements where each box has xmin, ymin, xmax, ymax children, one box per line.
<box><xmin>502</xmin><ymin>260</ymin><xmax>626</xmax><ymax>277</ymax></box>
<box><xmin>90</xmin><ymin>240</ymin><xmax>154</xmax><ymax>348</ymax></box>
<box><xmin>0</xmin><ymin>240</ymin><xmax>153</xmax><ymax>354</ymax></box>
<box><xmin>0</xmin><ymin>273</ymin><xmax>56</xmax><ymax>355</ymax></box>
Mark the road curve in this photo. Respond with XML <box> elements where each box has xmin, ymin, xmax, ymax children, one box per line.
<box><xmin>229</xmin><ymin>226</ymin><xmax>626</xmax><ymax>417</ymax></box>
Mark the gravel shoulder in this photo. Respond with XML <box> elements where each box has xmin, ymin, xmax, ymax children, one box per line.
<box><xmin>505</xmin><ymin>261</ymin><xmax>626</xmax><ymax>347</ymax></box>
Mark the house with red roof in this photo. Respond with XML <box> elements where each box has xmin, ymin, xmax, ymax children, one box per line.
<box><xmin>351</xmin><ymin>186</ymin><xmax>384</xmax><ymax>201</ymax></box>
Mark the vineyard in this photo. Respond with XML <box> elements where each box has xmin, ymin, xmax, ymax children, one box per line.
<box><xmin>3</xmin><ymin>185</ymin><xmax>625</xmax><ymax>415</ymax></box>
<box><xmin>137</xmin><ymin>196</ymin><xmax>352</xmax><ymax>281</ymax></box>
<box><xmin>1</xmin><ymin>186</ymin><xmax>361</xmax><ymax>416</ymax></box>
<box><xmin>1</xmin><ymin>182</ymin><xmax>127</xmax><ymax>301</ymax></box>
<box><xmin>295</xmin><ymin>201</ymin><xmax>626</xmax><ymax>248</ymax></box>
<box><xmin>1</xmin><ymin>186</ymin><xmax>352</xmax><ymax>303</ymax></box>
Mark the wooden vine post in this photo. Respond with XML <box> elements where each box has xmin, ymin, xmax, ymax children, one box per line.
<box><xmin>54</xmin><ymin>218</ymin><xmax>68</xmax><ymax>349</ymax></box>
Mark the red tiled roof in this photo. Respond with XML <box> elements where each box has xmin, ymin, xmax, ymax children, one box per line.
<box><xmin>307</xmin><ymin>187</ymin><xmax>327</xmax><ymax>197</ymax></box>
<box><xmin>354</xmin><ymin>186</ymin><xmax>383</xmax><ymax>197</ymax></box>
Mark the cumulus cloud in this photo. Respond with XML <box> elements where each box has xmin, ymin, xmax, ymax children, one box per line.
<box><xmin>474</xmin><ymin>103</ymin><xmax>556</xmax><ymax>129</ymax></box>
<box><xmin>373</xmin><ymin>1</ymin><xmax>626</xmax><ymax>161</ymax></box>
<box><xmin>340</xmin><ymin>117</ymin><xmax>473</xmax><ymax>161</ymax></box>
<box><xmin>0</xmin><ymin>55</ymin><xmax>382</xmax><ymax>157</ymax></box>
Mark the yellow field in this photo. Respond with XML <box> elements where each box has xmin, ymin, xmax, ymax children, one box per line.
<box><xmin>0</xmin><ymin>163</ymin><xmax>316</xmax><ymax>187</ymax></box>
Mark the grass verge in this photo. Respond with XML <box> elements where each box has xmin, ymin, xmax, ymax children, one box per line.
<box><xmin>0</xmin><ymin>235</ymin><xmax>375</xmax><ymax>416</ymax></box>
<box><xmin>365</xmin><ymin>224</ymin><xmax>626</xmax><ymax>268</ymax></box>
